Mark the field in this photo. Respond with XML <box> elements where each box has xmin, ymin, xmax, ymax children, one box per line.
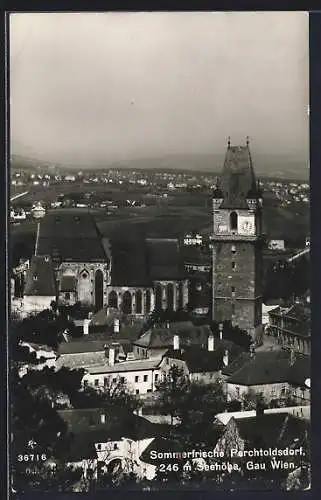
<box><xmin>10</xmin><ymin>182</ymin><xmax>309</xmax><ymax>266</ymax></box>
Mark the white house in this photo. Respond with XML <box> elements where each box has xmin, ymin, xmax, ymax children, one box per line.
<box><xmin>268</xmin><ymin>239</ymin><xmax>285</xmax><ymax>251</ymax></box>
<box><xmin>82</xmin><ymin>355</ymin><xmax>162</xmax><ymax>395</ymax></box>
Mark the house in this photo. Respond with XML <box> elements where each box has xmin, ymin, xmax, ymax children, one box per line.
<box><xmin>56</xmin><ymin>339</ymin><xmax>132</xmax><ymax>370</ymax></box>
<box><xmin>23</xmin><ymin>255</ymin><xmax>57</xmax><ymax>314</ymax></box>
<box><xmin>262</xmin><ymin>301</ymin><xmax>280</xmax><ymax>327</ymax></box>
<box><xmin>268</xmin><ymin>301</ymin><xmax>311</xmax><ymax>355</ymax></box>
<box><xmin>268</xmin><ymin>239</ymin><xmax>285</xmax><ymax>251</ymax></box>
<box><xmin>214</xmin><ymin>411</ymin><xmax>310</xmax><ymax>478</ymax></box>
<box><xmin>82</xmin><ymin>357</ymin><xmax>162</xmax><ymax>395</ymax></box>
<box><xmin>159</xmin><ymin>334</ymin><xmax>244</xmax><ymax>383</ymax></box>
<box><xmin>133</xmin><ymin>322</ymin><xmax>212</xmax><ymax>360</ymax></box>
<box><xmin>222</xmin><ymin>349</ymin><xmax>310</xmax><ymax>405</ymax></box>
<box><xmin>57</xmin><ymin>408</ymin><xmax>170</xmax><ymax>480</ymax></box>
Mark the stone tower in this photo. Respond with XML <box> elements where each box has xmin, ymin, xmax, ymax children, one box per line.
<box><xmin>211</xmin><ymin>137</ymin><xmax>264</xmax><ymax>341</ymax></box>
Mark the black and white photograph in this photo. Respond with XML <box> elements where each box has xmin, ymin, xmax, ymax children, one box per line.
<box><xmin>9</xmin><ymin>11</ymin><xmax>310</xmax><ymax>493</ymax></box>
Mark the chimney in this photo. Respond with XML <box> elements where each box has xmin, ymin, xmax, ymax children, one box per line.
<box><xmin>223</xmin><ymin>349</ymin><xmax>229</xmax><ymax>367</ymax></box>
<box><xmin>109</xmin><ymin>347</ymin><xmax>115</xmax><ymax>366</ymax></box>
<box><xmin>173</xmin><ymin>334</ymin><xmax>180</xmax><ymax>351</ymax></box>
<box><xmin>83</xmin><ymin>319</ymin><xmax>90</xmax><ymax>336</ymax></box>
<box><xmin>208</xmin><ymin>334</ymin><xmax>214</xmax><ymax>352</ymax></box>
<box><xmin>100</xmin><ymin>413</ymin><xmax>106</xmax><ymax>424</ymax></box>
<box><xmin>114</xmin><ymin>318</ymin><xmax>120</xmax><ymax>334</ymax></box>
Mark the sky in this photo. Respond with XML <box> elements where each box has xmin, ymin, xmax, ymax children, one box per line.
<box><xmin>10</xmin><ymin>12</ymin><xmax>309</xmax><ymax>171</ymax></box>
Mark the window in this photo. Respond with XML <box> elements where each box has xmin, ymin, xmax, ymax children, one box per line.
<box><xmin>144</xmin><ymin>375</ymin><xmax>148</xmax><ymax>382</ymax></box>
<box><xmin>155</xmin><ymin>373</ymin><xmax>159</xmax><ymax>382</ymax></box>
<box><xmin>120</xmin><ymin>377</ymin><xmax>125</xmax><ymax>384</ymax></box>
<box><xmin>232</xmin><ymin>261</ymin><xmax>236</xmax><ymax>270</ymax></box>
<box><xmin>113</xmin><ymin>444</ymin><xmax>118</xmax><ymax>450</ymax></box>
<box><xmin>231</xmin><ymin>245</ymin><xmax>236</xmax><ymax>253</ymax></box>
<box><xmin>147</xmin><ymin>389</ymin><xmax>152</xmax><ymax>393</ymax></box>
<box><xmin>94</xmin><ymin>379</ymin><xmax>99</xmax><ymax>386</ymax></box>
<box><xmin>104</xmin><ymin>377</ymin><xmax>108</xmax><ymax>386</ymax></box>
<box><xmin>135</xmin><ymin>375</ymin><xmax>139</xmax><ymax>383</ymax></box>
<box><xmin>135</xmin><ymin>389</ymin><xmax>140</xmax><ymax>395</ymax></box>
<box><xmin>112</xmin><ymin>378</ymin><xmax>117</xmax><ymax>383</ymax></box>
<box><xmin>97</xmin><ymin>444</ymin><xmax>101</xmax><ymax>451</ymax></box>
<box><xmin>84</xmin><ymin>380</ymin><xmax>88</xmax><ymax>387</ymax></box>
<box><xmin>65</xmin><ymin>292</ymin><xmax>70</xmax><ymax>300</ymax></box>
<box><xmin>82</xmin><ymin>272</ymin><xmax>88</xmax><ymax>279</ymax></box>
<box><xmin>33</xmin><ymin>274</ymin><xmax>38</xmax><ymax>281</ymax></box>
<box><xmin>231</xmin><ymin>286</ymin><xmax>235</xmax><ymax>293</ymax></box>
<box><xmin>231</xmin><ymin>303</ymin><xmax>235</xmax><ymax>315</ymax></box>
<box><xmin>236</xmin><ymin>387</ymin><xmax>240</xmax><ymax>398</ymax></box>
<box><xmin>230</xmin><ymin>212</ymin><xmax>238</xmax><ymax>231</ymax></box>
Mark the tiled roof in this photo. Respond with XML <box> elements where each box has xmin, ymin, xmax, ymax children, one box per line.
<box><xmin>85</xmin><ymin>358</ymin><xmax>161</xmax><ymax>375</ymax></box>
<box><xmin>165</xmin><ymin>340</ymin><xmax>244</xmax><ymax>373</ymax></box>
<box><xmin>134</xmin><ymin>322</ymin><xmax>212</xmax><ymax>349</ymax></box>
<box><xmin>235</xmin><ymin>413</ymin><xmax>309</xmax><ymax>449</ymax></box>
<box><xmin>58</xmin><ymin>409</ymin><xmax>170</xmax><ymax>461</ymax></box>
<box><xmin>219</xmin><ymin>143</ymin><xmax>259</xmax><ymax>209</ymax></box>
<box><xmin>224</xmin><ymin>350</ymin><xmax>310</xmax><ymax>386</ymax></box>
<box><xmin>60</xmin><ymin>275</ymin><xmax>77</xmax><ymax>292</ymax></box>
<box><xmin>110</xmin><ymin>238</ymin><xmax>151</xmax><ymax>287</ymax></box>
<box><xmin>24</xmin><ymin>255</ymin><xmax>56</xmax><ymax>296</ymax></box>
<box><xmin>58</xmin><ymin>340</ymin><xmax>108</xmax><ymax>355</ymax></box>
<box><xmin>146</xmin><ymin>238</ymin><xmax>184</xmax><ymax>281</ymax></box>
<box><xmin>37</xmin><ymin>210</ymin><xmax>109</xmax><ymax>262</ymax></box>
<box><xmin>56</xmin><ymin>352</ymin><xmax>108</xmax><ymax>370</ymax></box>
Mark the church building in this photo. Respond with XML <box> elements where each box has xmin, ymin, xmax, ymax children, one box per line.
<box><xmin>211</xmin><ymin>138</ymin><xmax>264</xmax><ymax>341</ymax></box>
<box><xmin>23</xmin><ymin>209</ymin><xmax>189</xmax><ymax>316</ymax></box>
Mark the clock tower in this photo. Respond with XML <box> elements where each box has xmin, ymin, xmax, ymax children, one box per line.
<box><xmin>211</xmin><ymin>137</ymin><xmax>264</xmax><ymax>341</ymax></box>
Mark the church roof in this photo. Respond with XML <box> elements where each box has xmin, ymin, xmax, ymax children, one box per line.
<box><xmin>36</xmin><ymin>209</ymin><xmax>109</xmax><ymax>262</ymax></box>
<box><xmin>24</xmin><ymin>255</ymin><xmax>56</xmax><ymax>296</ymax></box>
<box><xmin>219</xmin><ymin>140</ymin><xmax>259</xmax><ymax>209</ymax></box>
<box><xmin>109</xmin><ymin>237</ymin><xmax>184</xmax><ymax>287</ymax></box>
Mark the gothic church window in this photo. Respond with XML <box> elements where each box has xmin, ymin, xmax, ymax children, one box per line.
<box><xmin>230</xmin><ymin>212</ymin><xmax>238</xmax><ymax>231</ymax></box>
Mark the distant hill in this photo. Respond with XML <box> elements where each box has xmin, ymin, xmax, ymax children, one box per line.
<box><xmin>10</xmin><ymin>152</ymin><xmax>309</xmax><ymax>181</ymax></box>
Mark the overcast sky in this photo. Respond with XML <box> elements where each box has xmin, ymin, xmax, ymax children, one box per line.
<box><xmin>10</xmin><ymin>12</ymin><xmax>309</xmax><ymax>170</ymax></box>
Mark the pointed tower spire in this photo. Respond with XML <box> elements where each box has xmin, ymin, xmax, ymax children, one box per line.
<box><xmin>246</xmin><ymin>136</ymin><xmax>250</xmax><ymax>147</ymax></box>
<box><xmin>227</xmin><ymin>136</ymin><xmax>231</xmax><ymax>149</ymax></box>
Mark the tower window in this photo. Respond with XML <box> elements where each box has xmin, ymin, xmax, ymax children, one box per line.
<box><xmin>231</xmin><ymin>286</ymin><xmax>235</xmax><ymax>292</ymax></box>
<box><xmin>232</xmin><ymin>261</ymin><xmax>236</xmax><ymax>270</ymax></box>
<box><xmin>230</xmin><ymin>212</ymin><xmax>238</xmax><ymax>231</ymax></box>
<box><xmin>231</xmin><ymin>245</ymin><xmax>236</xmax><ymax>253</ymax></box>
<box><xmin>232</xmin><ymin>303</ymin><xmax>236</xmax><ymax>314</ymax></box>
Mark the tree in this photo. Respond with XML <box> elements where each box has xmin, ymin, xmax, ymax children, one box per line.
<box><xmin>13</xmin><ymin>462</ymin><xmax>84</xmax><ymax>493</ymax></box>
<box><xmin>12</xmin><ymin>309</ymin><xmax>77</xmax><ymax>348</ymax></box>
<box><xmin>176</xmin><ymin>379</ymin><xmax>226</xmax><ymax>446</ymax></box>
<box><xmin>156</xmin><ymin>365</ymin><xmax>189</xmax><ymax>425</ymax></box>
<box><xmin>210</xmin><ymin>320</ymin><xmax>252</xmax><ymax>351</ymax></box>
<box><xmin>20</xmin><ymin>366</ymin><xmax>85</xmax><ymax>401</ymax></box>
<box><xmin>70</xmin><ymin>378</ymin><xmax>139</xmax><ymax>415</ymax></box>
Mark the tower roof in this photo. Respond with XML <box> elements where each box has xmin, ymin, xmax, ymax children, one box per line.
<box><xmin>220</xmin><ymin>138</ymin><xmax>259</xmax><ymax>209</ymax></box>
